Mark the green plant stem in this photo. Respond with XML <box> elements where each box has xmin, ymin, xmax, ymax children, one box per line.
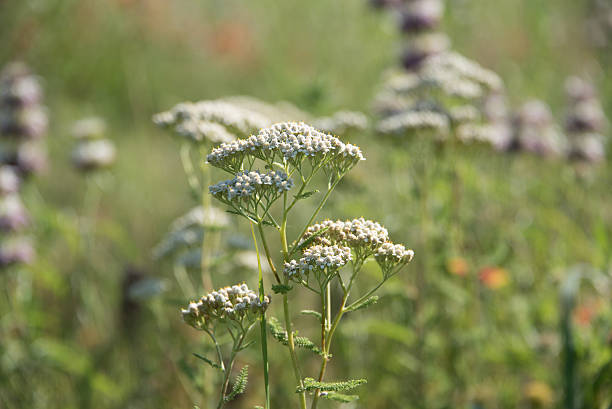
<box><xmin>292</xmin><ymin>178</ymin><xmax>341</xmax><ymax>252</ymax></box>
<box><xmin>250</xmin><ymin>222</ymin><xmax>270</xmax><ymax>409</ymax></box>
<box><xmin>311</xmin><ymin>291</ymin><xmax>349</xmax><ymax>409</ymax></box>
<box><xmin>200</xmin><ymin>145</ymin><xmax>213</xmax><ymax>290</ymax></box>
<box><xmin>180</xmin><ymin>143</ymin><xmax>203</xmax><ymax>198</ymax></box>
<box><xmin>256</xmin><ymin>222</ymin><xmax>281</xmax><ymax>283</ymax></box>
<box><xmin>279</xmin><ymin>192</ymin><xmax>307</xmax><ymax>409</ymax></box>
<box><xmin>216</xmin><ymin>334</ymin><xmax>246</xmax><ymax>409</ymax></box>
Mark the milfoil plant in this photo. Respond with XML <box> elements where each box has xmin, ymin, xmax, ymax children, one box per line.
<box><xmin>189</xmin><ymin>121</ymin><xmax>413</xmax><ymax>408</ymax></box>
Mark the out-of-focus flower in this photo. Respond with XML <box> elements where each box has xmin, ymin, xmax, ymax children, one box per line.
<box><xmin>0</xmin><ymin>237</ymin><xmax>34</xmax><ymax>267</ymax></box>
<box><xmin>564</xmin><ymin>77</ymin><xmax>608</xmax><ymax>163</ymax></box>
<box><xmin>0</xmin><ymin>62</ymin><xmax>43</xmax><ymax>108</ymax></box>
<box><xmin>314</xmin><ymin>111</ymin><xmax>369</xmax><ymax>135</ymax></box>
<box><xmin>0</xmin><ymin>194</ymin><xmax>29</xmax><ymax>232</ymax></box>
<box><xmin>401</xmin><ymin>33</ymin><xmax>450</xmax><ymax>71</ymax></box>
<box><xmin>573</xmin><ymin>298</ymin><xmax>602</xmax><ymax>326</ymax></box>
<box><xmin>523</xmin><ymin>381</ymin><xmax>553</xmax><ymax>407</ymax></box>
<box><xmin>446</xmin><ymin>257</ymin><xmax>468</xmax><ymax>277</ymax></box>
<box><xmin>399</xmin><ymin>0</ymin><xmax>445</xmax><ymax>34</ymax></box>
<box><xmin>478</xmin><ymin>266</ymin><xmax>509</xmax><ymax>289</ymax></box>
<box><xmin>71</xmin><ymin>139</ymin><xmax>116</xmax><ymax>171</ymax></box>
<box><xmin>0</xmin><ymin>166</ymin><xmax>20</xmax><ymax>195</ymax></box>
<box><xmin>511</xmin><ymin>100</ymin><xmax>567</xmax><ymax>157</ymax></box>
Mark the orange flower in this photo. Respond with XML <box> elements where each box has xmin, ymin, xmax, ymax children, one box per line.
<box><xmin>523</xmin><ymin>381</ymin><xmax>553</xmax><ymax>407</ymax></box>
<box><xmin>478</xmin><ymin>266</ymin><xmax>509</xmax><ymax>289</ymax></box>
<box><xmin>574</xmin><ymin>299</ymin><xmax>601</xmax><ymax>327</ymax></box>
<box><xmin>446</xmin><ymin>257</ymin><xmax>469</xmax><ymax>277</ymax></box>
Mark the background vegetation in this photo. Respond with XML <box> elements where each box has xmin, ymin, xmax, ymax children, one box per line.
<box><xmin>1</xmin><ymin>0</ymin><xmax>611</xmax><ymax>408</ymax></box>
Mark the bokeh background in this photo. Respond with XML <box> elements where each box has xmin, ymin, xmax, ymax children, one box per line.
<box><xmin>1</xmin><ymin>0</ymin><xmax>611</xmax><ymax>408</ymax></box>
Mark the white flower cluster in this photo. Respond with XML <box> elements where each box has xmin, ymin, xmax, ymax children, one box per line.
<box><xmin>302</xmin><ymin>218</ymin><xmax>388</xmax><ymax>248</ymax></box>
<box><xmin>206</xmin><ymin>122</ymin><xmax>365</xmax><ymax>174</ymax></box>
<box><xmin>375</xmin><ymin>242</ymin><xmax>415</xmax><ymax>273</ymax></box>
<box><xmin>170</xmin><ymin>205</ymin><xmax>230</xmax><ymax>232</ymax></box>
<box><xmin>299</xmin><ymin>218</ymin><xmax>414</xmax><ymax>273</ymax></box>
<box><xmin>425</xmin><ymin>52</ymin><xmax>503</xmax><ymax>92</ymax></box>
<box><xmin>450</xmin><ymin>105</ymin><xmax>481</xmax><ymax>124</ymax></box>
<box><xmin>209</xmin><ymin>170</ymin><xmax>293</xmax><ymax>202</ymax></box>
<box><xmin>376</xmin><ymin>109</ymin><xmax>449</xmax><ymax>136</ymax></box>
<box><xmin>314</xmin><ymin>111</ymin><xmax>369</xmax><ymax>135</ymax></box>
<box><xmin>71</xmin><ymin>138</ymin><xmax>116</xmax><ymax>171</ymax></box>
<box><xmin>284</xmin><ymin>245</ymin><xmax>352</xmax><ymax>283</ymax></box>
<box><xmin>181</xmin><ymin>283</ymin><xmax>270</xmax><ymax>329</ymax></box>
<box><xmin>564</xmin><ymin>77</ymin><xmax>608</xmax><ymax>163</ymax></box>
<box><xmin>513</xmin><ymin>100</ymin><xmax>567</xmax><ymax>157</ymax></box>
<box><xmin>71</xmin><ymin>117</ymin><xmax>106</xmax><ymax>140</ymax></box>
<box><xmin>153</xmin><ymin>100</ymin><xmax>271</xmax><ymax>144</ymax></box>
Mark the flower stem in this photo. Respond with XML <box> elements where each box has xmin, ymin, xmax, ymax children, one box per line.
<box><xmin>250</xmin><ymin>222</ymin><xmax>270</xmax><ymax>409</ymax></box>
<box><xmin>280</xmin><ymin>192</ymin><xmax>307</xmax><ymax>409</ymax></box>
<box><xmin>199</xmin><ymin>144</ymin><xmax>213</xmax><ymax>290</ymax></box>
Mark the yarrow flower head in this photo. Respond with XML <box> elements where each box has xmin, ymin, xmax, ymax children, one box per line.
<box><xmin>374</xmin><ymin>242</ymin><xmax>415</xmax><ymax>275</ymax></box>
<box><xmin>376</xmin><ymin>109</ymin><xmax>450</xmax><ymax>136</ymax></box>
<box><xmin>181</xmin><ymin>283</ymin><xmax>270</xmax><ymax>330</ymax></box>
<box><xmin>153</xmin><ymin>100</ymin><xmax>271</xmax><ymax>144</ymax></box>
<box><xmin>284</xmin><ymin>245</ymin><xmax>352</xmax><ymax>285</ymax></box>
<box><xmin>206</xmin><ymin>122</ymin><xmax>365</xmax><ymax>175</ymax></box>
<box><xmin>210</xmin><ymin>170</ymin><xmax>293</xmax><ymax>203</ymax></box>
<box><xmin>300</xmin><ymin>218</ymin><xmax>391</xmax><ymax>261</ymax></box>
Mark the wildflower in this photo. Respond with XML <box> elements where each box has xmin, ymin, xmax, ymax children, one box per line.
<box><xmin>169</xmin><ymin>205</ymin><xmax>230</xmax><ymax>232</ymax></box>
<box><xmin>313</xmin><ymin>111</ymin><xmax>369</xmax><ymax>135</ymax></box>
<box><xmin>210</xmin><ymin>170</ymin><xmax>294</xmax><ymax>202</ymax></box>
<box><xmin>449</xmin><ymin>105</ymin><xmax>481</xmax><ymax>124</ymax></box>
<box><xmin>374</xmin><ymin>242</ymin><xmax>414</xmax><ymax>275</ymax></box>
<box><xmin>0</xmin><ymin>63</ymin><xmax>43</xmax><ymax>108</ymax></box>
<box><xmin>523</xmin><ymin>381</ymin><xmax>553</xmax><ymax>407</ymax></box>
<box><xmin>180</xmin><ymin>283</ymin><xmax>270</xmax><ymax>330</ymax></box>
<box><xmin>0</xmin><ymin>194</ymin><xmax>29</xmax><ymax>232</ymax></box>
<box><xmin>399</xmin><ymin>0</ymin><xmax>445</xmax><ymax>33</ymax></box>
<box><xmin>564</xmin><ymin>77</ymin><xmax>608</xmax><ymax>162</ymax></box>
<box><xmin>446</xmin><ymin>257</ymin><xmax>468</xmax><ymax>277</ymax></box>
<box><xmin>153</xmin><ymin>100</ymin><xmax>270</xmax><ymax>144</ymax></box>
<box><xmin>401</xmin><ymin>33</ymin><xmax>450</xmax><ymax>71</ymax></box>
<box><xmin>478</xmin><ymin>266</ymin><xmax>509</xmax><ymax>290</ymax></box>
<box><xmin>207</xmin><ymin>121</ymin><xmax>365</xmax><ymax>175</ymax></box>
<box><xmin>425</xmin><ymin>52</ymin><xmax>503</xmax><ymax>92</ymax></box>
<box><xmin>0</xmin><ymin>236</ymin><xmax>34</xmax><ymax>267</ymax></box>
<box><xmin>71</xmin><ymin>139</ymin><xmax>116</xmax><ymax>171</ymax></box>
<box><xmin>0</xmin><ymin>166</ymin><xmax>20</xmax><ymax>195</ymax></box>
<box><xmin>512</xmin><ymin>100</ymin><xmax>567</xmax><ymax>157</ymax></box>
<box><xmin>376</xmin><ymin>109</ymin><xmax>449</xmax><ymax>136</ymax></box>
<box><xmin>284</xmin><ymin>245</ymin><xmax>352</xmax><ymax>284</ymax></box>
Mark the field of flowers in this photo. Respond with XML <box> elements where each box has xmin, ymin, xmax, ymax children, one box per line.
<box><xmin>1</xmin><ymin>0</ymin><xmax>611</xmax><ymax>408</ymax></box>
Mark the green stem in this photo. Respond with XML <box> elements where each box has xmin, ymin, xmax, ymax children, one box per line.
<box><xmin>280</xmin><ymin>192</ymin><xmax>307</xmax><ymax>409</ymax></box>
<box><xmin>200</xmin><ymin>144</ymin><xmax>213</xmax><ymax>290</ymax></box>
<box><xmin>257</xmin><ymin>222</ymin><xmax>281</xmax><ymax>284</ymax></box>
<box><xmin>292</xmin><ymin>178</ymin><xmax>341</xmax><ymax>252</ymax></box>
<box><xmin>250</xmin><ymin>222</ymin><xmax>270</xmax><ymax>409</ymax></box>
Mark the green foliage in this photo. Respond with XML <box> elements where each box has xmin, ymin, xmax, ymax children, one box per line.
<box><xmin>225</xmin><ymin>365</ymin><xmax>249</xmax><ymax>402</ymax></box>
<box><xmin>300</xmin><ymin>310</ymin><xmax>323</xmax><ymax>320</ymax></box>
<box><xmin>321</xmin><ymin>392</ymin><xmax>360</xmax><ymax>402</ymax></box>
<box><xmin>296</xmin><ymin>377</ymin><xmax>367</xmax><ymax>393</ymax></box>
<box><xmin>268</xmin><ymin>317</ymin><xmax>324</xmax><ymax>356</ymax></box>
<box><xmin>192</xmin><ymin>353</ymin><xmax>223</xmax><ymax>371</ymax></box>
<box><xmin>345</xmin><ymin>295</ymin><xmax>379</xmax><ymax>312</ymax></box>
<box><xmin>272</xmin><ymin>284</ymin><xmax>293</xmax><ymax>294</ymax></box>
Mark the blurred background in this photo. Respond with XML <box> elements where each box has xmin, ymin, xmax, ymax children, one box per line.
<box><xmin>1</xmin><ymin>0</ymin><xmax>611</xmax><ymax>408</ymax></box>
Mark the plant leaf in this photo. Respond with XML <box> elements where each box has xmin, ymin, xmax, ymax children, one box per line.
<box><xmin>321</xmin><ymin>392</ymin><xmax>360</xmax><ymax>402</ymax></box>
<box><xmin>345</xmin><ymin>296</ymin><xmax>379</xmax><ymax>312</ymax></box>
<box><xmin>296</xmin><ymin>378</ymin><xmax>367</xmax><ymax>393</ymax></box>
<box><xmin>294</xmin><ymin>190</ymin><xmax>319</xmax><ymax>200</ymax></box>
<box><xmin>193</xmin><ymin>353</ymin><xmax>222</xmax><ymax>371</ymax></box>
<box><xmin>300</xmin><ymin>310</ymin><xmax>322</xmax><ymax>320</ymax></box>
<box><xmin>292</xmin><ymin>226</ymin><xmax>330</xmax><ymax>255</ymax></box>
<box><xmin>225</xmin><ymin>365</ymin><xmax>248</xmax><ymax>402</ymax></box>
<box><xmin>268</xmin><ymin>317</ymin><xmax>324</xmax><ymax>356</ymax></box>
<box><xmin>272</xmin><ymin>284</ymin><xmax>293</xmax><ymax>294</ymax></box>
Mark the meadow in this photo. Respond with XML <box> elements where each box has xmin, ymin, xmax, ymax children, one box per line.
<box><xmin>1</xmin><ymin>0</ymin><xmax>611</xmax><ymax>408</ymax></box>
